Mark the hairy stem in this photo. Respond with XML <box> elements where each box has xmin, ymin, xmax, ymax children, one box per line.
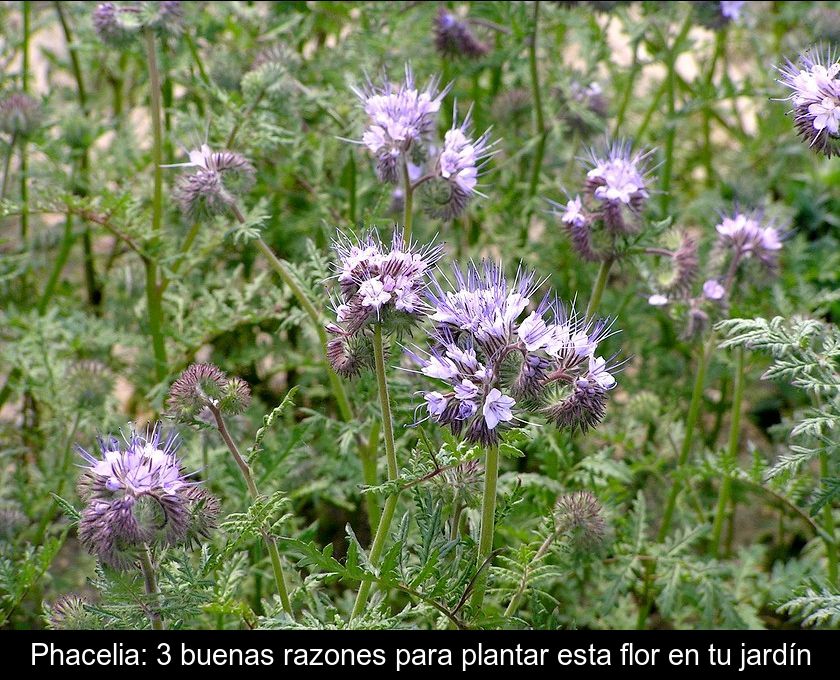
<box><xmin>144</xmin><ymin>29</ymin><xmax>168</xmax><ymax>383</ymax></box>
<box><xmin>208</xmin><ymin>404</ymin><xmax>293</xmax><ymax>617</ymax></box>
<box><xmin>471</xmin><ymin>444</ymin><xmax>500</xmax><ymax>612</ymax></box>
<box><xmin>821</xmin><ymin>451</ymin><xmax>838</xmax><ymax>586</ymax></box>
<box><xmin>351</xmin><ymin>324</ymin><xmax>400</xmax><ymax>620</ymax></box>
<box><xmin>361</xmin><ymin>418</ymin><xmax>382</xmax><ymax>534</ymax></box>
<box><xmin>139</xmin><ymin>546</ymin><xmax>164</xmax><ymax>630</ymax></box>
<box><xmin>401</xmin><ymin>153</ymin><xmax>414</xmax><ymax>243</ymax></box>
<box><xmin>711</xmin><ymin>346</ymin><xmax>744</xmax><ymax>557</ymax></box>
<box><xmin>658</xmin><ymin>333</ymin><xmax>715</xmax><ymax>541</ymax></box>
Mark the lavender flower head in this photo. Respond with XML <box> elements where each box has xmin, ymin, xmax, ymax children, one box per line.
<box><xmin>434</xmin><ymin>9</ymin><xmax>489</xmax><ymax>59</ymax></box>
<box><xmin>167</xmin><ymin>362</ymin><xmax>252</xmax><ymax>423</ymax></box>
<box><xmin>327</xmin><ymin>229</ymin><xmax>443</xmax><ymax>377</ymax></box>
<box><xmin>414</xmin><ymin>262</ymin><xmax>620</xmax><ymax>445</ymax></box>
<box><xmin>715</xmin><ymin>211</ymin><xmax>784</xmax><ymax>271</ymax></box>
<box><xmin>77</xmin><ymin>425</ymin><xmax>218</xmax><ymax>569</ymax></box>
<box><xmin>777</xmin><ymin>47</ymin><xmax>840</xmax><ymax>156</ymax></box>
<box><xmin>552</xmin><ymin>140</ymin><xmax>654</xmax><ymax>261</ymax></box>
<box><xmin>422</xmin><ymin>110</ymin><xmax>494</xmax><ymax>220</ymax></box>
<box><xmin>92</xmin><ymin>2</ymin><xmax>138</xmax><ymax>45</ymax></box>
<box><xmin>351</xmin><ymin>66</ymin><xmax>450</xmax><ymax>182</ymax></box>
<box><xmin>0</xmin><ymin>92</ymin><xmax>42</xmax><ymax>138</ymax></box>
<box><xmin>164</xmin><ymin>144</ymin><xmax>255</xmax><ymax>217</ymax></box>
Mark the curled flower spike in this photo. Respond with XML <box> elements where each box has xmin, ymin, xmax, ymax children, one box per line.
<box><xmin>351</xmin><ymin>65</ymin><xmax>451</xmax><ymax>182</ymax></box>
<box><xmin>327</xmin><ymin>229</ymin><xmax>442</xmax><ymax>364</ymax></box>
<box><xmin>45</xmin><ymin>595</ymin><xmax>100</xmax><ymax>631</ymax></box>
<box><xmin>77</xmin><ymin>425</ymin><xmax>219</xmax><ymax>569</ymax></box>
<box><xmin>555</xmin><ymin>491</ymin><xmax>607</xmax><ymax>551</ymax></box>
<box><xmin>777</xmin><ymin>46</ymin><xmax>840</xmax><ymax>157</ymax></box>
<box><xmin>421</xmin><ymin>108</ymin><xmax>494</xmax><ymax>220</ymax></box>
<box><xmin>65</xmin><ymin>359</ymin><xmax>114</xmax><ymax>411</ymax></box>
<box><xmin>167</xmin><ymin>363</ymin><xmax>252</xmax><ymax>423</ymax></box>
<box><xmin>413</xmin><ymin>261</ymin><xmax>620</xmax><ymax>445</ymax></box>
<box><xmin>434</xmin><ymin>9</ymin><xmax>489</xmax><ymax>59</ymax></box>
<box><xmin>714</xmin><ymin>211</ymin><xmax>785</xmax><ymax>271</ymax></box>
<box><xmin>165</xmin><ymin>144</ymin><xmax>255</xmax><ymax>217</ymax></box>
<box><xmin>0</xmin><ymin>92</ymin><xmax>42</xmax><ymax>138</ymax></box>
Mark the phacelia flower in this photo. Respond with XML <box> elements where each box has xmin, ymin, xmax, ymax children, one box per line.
<box><xmin>77</xmin><ymin>425</ymin><xmax>219</xmax><ymax>569</ymax></box>
<box><xmin>554</xmin><ymin>490</ymin><xmax>607</xmax><ymax>551</ymax></box>
<box><xmin>434</xmin><ymin>9</ymin><xmax>489</xmax><ymax>60</ymax></box>
<box><xmin>327</xmin><ymin>229</ymin><xmax>442</xmax><ymax>376</ymax></box>
<box><xmin>702</xmin><ymin>279</ymin><xmax>726</xmax><ymax>300</ymax></box>
<box><xmin>166</xmin><ymin>363</ymin><xmax>252</xmax><ymax>423</ymax></box>
<box><xmin>693</xmin><ymin>1</ymin><xmax>745</xmax><ymax>29</ymax></box>
<box><xmin>714</xmin><ymin>211</ymin><xmax>784</xmax><ymax>271</ymax></box>
<box><xmin>421</xmin><ymin>110</ymin><xmax>494</xmax><ymax>220</ymax></box>
<box><xmin>559</xmin><ymin>80</ymin><xmax>608</xmax><ymax>136</ymax></box>
<box><xmin>0</xmin><ymin>92</ymin><xmax>42</xmax><ymax>138</ymax></box>
<box><xmin>414</xmin><ymin>261</ymin><xmax>620</xmax><ymax>445</ymax></box>
<box><xmin>65</xmin><ymin>360</ymin><xmax>114</xmax><ymax>411</ymax></box>
<box><xmin>585</xmin><ymin>140</ymin><xmax>653</xmax><ymax>230</ymax></box>
<box><xmin>165</xmin><ymin>144</ymin><xmax>255</xmax><ymax>217</ymax></box>
<box><xmin>45</xmin><ymin>595</ymin><xmax>101</xmax><ymax>630</ymax></box>
<box><xmin>777</xmin><ymin>47</ymin><xmax>840</xmax><ymax>156</ymax></box>
<box><xmin>351</xmin><ymin>66</ymin><xmax>450</xmax><ymax>182</ymax></box>
<box><xmin>92</xmin><ymin>2</ymin><xmax>138</xmax><ymax>45</ymax></box>
<box><xmin>552</xmin><ymin>139</ymin><xmax>654</xmax><ymax>261</ymax></box>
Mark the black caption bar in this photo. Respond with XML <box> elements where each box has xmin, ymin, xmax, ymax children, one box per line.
<box><xmin>11</xmin><ymin>630</ymin><xmax>837</xmax><ymax>674</ymax></box>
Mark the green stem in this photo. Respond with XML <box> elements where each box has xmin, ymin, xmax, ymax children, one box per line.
<box><xmin>1</xmin><ymin>132</ymin><xmax>17</xmax><ymax>201</ymax></box>
<box><xmin>614</xmin><ymin>37</ymin><xmax>642</xmax><ymax>135</ymax></box>
<box><xmin>710</xmin><ymin>346</ymin><xmax>744</xmax><ymax>557</ymax></box>
<box><xmin>658</xmin><ymin>333</ymin><xmax>715</xmax><ymax>541</ymax></box>
<box><xmin>702</xmin><ymin>31</ymin><xmax>726</xmax><ymax>187</ymax></box>
<box><xmin>585</xmin><ymin>257</ymin><xmax>614</xmax><ymax>321</ymax></box>
<box><xmin>821</xmin><ymin>451</ymin><xmax>838</xmax><ymax>586</ymax></box>
<box><xmin>38</xmin><ymin>214</ymin><xmax>77</xmax><ymax>314</ymax></box>
<box><xmin>209</xmin><ymin>404</ymin><xmax>293</xmax><ymax>617</ymax></box>
<box><xmin>361</xmin><ymin>418</ymin><xmax>381</xmax><ymax>534</ymax></box>
<box><xmin>20</xmin><ymin>1</ymin><xmax>30</xmax><ymax>241</ymax></box>
<box><xmin>471</xmin><ymin>444</ymin><xmax>500</xmax><ymax>612</ymax></box>
<box><xmin>401</xmin><ymin>154</ymin><xmax>413</xmax><ymax>243</ymax></box>
<box><xmin>522</xmin><ymin>1</ymin><xmax>549</xmax><ymax>245</ymax></box>
<box><xmin>351</xmin><ymin>324</ymin><xmax>399</xmax><ymax>620</ymax></box>
<box><xmin>139</xmin><ymin>546</ymin><xmax>164</xmax><ymax>630</ymax></box>
<box><xmin>144</xmin><ymin>28</ymin><xmax>168</xmax><ymax>383</ymax></box>
<box><xmin>503</xmin><ymin>530</ymin><xmax>553</xmax><ymax>618</ymax></box>
<box><xmin>659</xmin><ymin>15</ymin><xmax>693</xmax><ymax>216</ymax></box>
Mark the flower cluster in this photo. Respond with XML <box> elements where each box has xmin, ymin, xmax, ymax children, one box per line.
<box><xmin>351</xmin><ymin>65</ymin><xmax>449</xmax><ymax>183</ymax></box>
<box><xmin>77</xmin><ymin>426</ymin><xmax>219</xmax><ymax>569</ymax></box>
<box><xmin>433</xmin><ymin>9</ymin><xmax>488</xmax><ymax>59</ymax></box>
<box><xmin>45</xmin><ymin>595</ymin><xmax>101</xmax><ymax>630</ymax></box>
<box><xmin>555</xmin><ymin>491</ymin><xmax>607</xmax><ymax>551</ymax></box>
<box><xmin>167</xmin><ymin>363</ymin><xmax>252</xmax><ymax>424</ymax></box>
<box><xmin>92</xmin><ymin>2</ymin><xmax>183</xmax><ymax>45</ymax></box>
<box><xmin>777</xmin><ymin>47</ymin><xmax>840</xmax><ymax>156</ymax></box>
<box><xmin>553</xmin><ymin>141</ymin><xmax>654</xmax><ymax>260</ymax></box>
<box><xmin>558</xmin><ymin>79</ymin><xmax>608</xmax><ymax>136</ymax></box>
<box><xmin>165</xmin><ymin>144</ymin><xmax>256</xmax><ymax>217</ymax></box>
<box><xmin>414</xmin><ymin>262</ymin><xmax>619</xmax><ymax>445</ymax></box>
<box><xmin>420</xmin><ymin>111</ymin><xmax>494</xmax><ymax>220</ymax></box>
<box><xmin>647</xmin><ymin>211</ymin><xmax>785</xmax><ymax>338</ymax></box>
<box><xmin>714</xmin><ymin>211</ymin><xmax>784</xmax><ymax>271</ymax></box>
<box><xmin>0</xmin><ymin>92</ymin><xmax>42</xmax><ymax>138</ymax></box>
<box><xmin>352</xmin><ymin>66</ymin><xmax>494</xmax><ymax>219</ymax></box>
<box><xmin>327</xmin><ymin>230</ymin><xmax>442</xmax><ymax>376</ymax></box>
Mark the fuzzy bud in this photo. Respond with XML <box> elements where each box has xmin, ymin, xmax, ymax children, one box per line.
<box><xmin>434</xmin><ymin>10</ymin><xmax>489</xmax><ymax>59</ymax></box>
<box><xmin>45</xmin><ymin>595</ymin><xmax>101</xmax><ymax>630</ymax></box>
<box><xmin>555</xmin><ymin>491</ymin><xmax>607</xmax><ymax>551</ymax></box>
<box><xmin>0</xmin><ymin>93</ymin><xmax>42</xmax><ymax>138</ymax></box>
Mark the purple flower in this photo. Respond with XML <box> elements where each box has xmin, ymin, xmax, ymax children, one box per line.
<box><xmin>434</xmin><ymin>9</ymin><xmax>489</xmax><ymax>59</ymax></box>
<box><xmin>351</xmin><ymin>65</ymin><xmax>450</xmax><ymax>182</ymax></box>
<box><xmin>327</xmin><ymin>229</ymin><xmax>442</xmax><ymax>376</ymax></box>
<box><xmin>77</xmin><ymin>425</ymin><xmax>218</xmax><ymax>569</ymax></box>
<box><xmin>482</xmin><ymin>388</ymin><xmax>515</xmax><ymax>430</ymax></box>
<box><xmin>720</xmin><ymin>1</ymin><xmax>745</xmax><ymax>21</ymax></box>
<box><xmin>585</xmin><ymin>140</ymin><xmax>652</xmax><ymax>215</ymax></box>
<box><xmin>777</xmin><ymin>47</ymin><xmax>840</xmax><ymax>156</ymax></box>
<box><xmin>702</xmin><ymin>279</ymin><xmax>726</xmax><ymax>300</ymax></box>
<box><xmin>414</xmin><ymin>261</ymin><xmax>620</xmax><ymax>444</ymax></box>
<box><xmin>165</xmin><ymin>144</ymin><xmax>255</xmax><ymax>217</ymax></box>
<box><xmin>0</xmin><ymin>92</ymin><xmax>42</xmax><ymax>137</ymax></box>
<box><xmin>714</xmin><ymin>211</ymin><xmax>784</xmax><ymax>270</ymax></box>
